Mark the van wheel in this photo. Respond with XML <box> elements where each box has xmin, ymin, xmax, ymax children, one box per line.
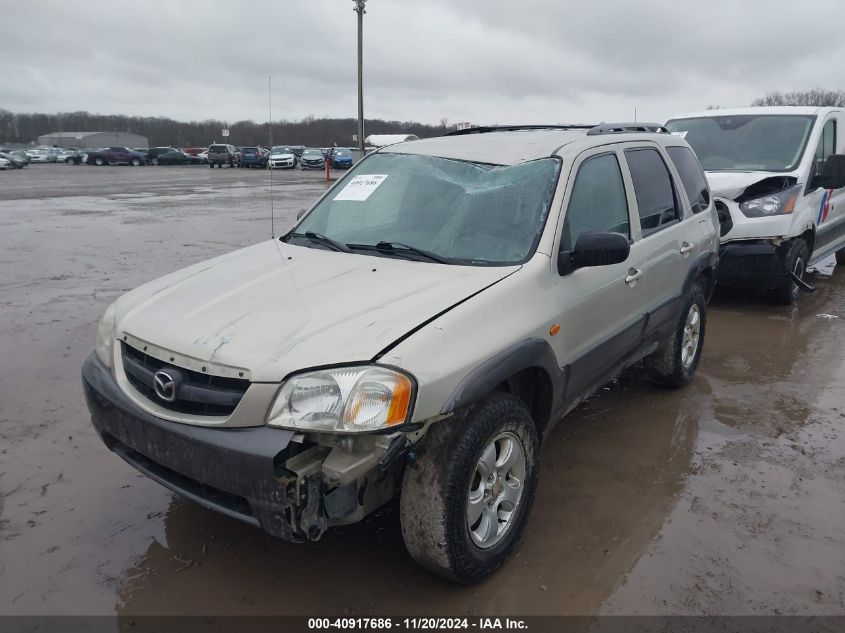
<box><xmin>645</xmin><ymin>283</ymin><xmax>706</xmax><ymax>387</ymax></box>
<box><xmin>400</xmin><ymin>393</ymin><xmax>539</xmax><ymax>583</ymax></box>
<box><xmin>774</xmin><ymin>238</ymin><xmax>809</xmax><ymax>305</ymax></box>
<box><xmin>835</xmin><ymin>248</ymin><xmax>845</xmax><ymax>265</ymax></box>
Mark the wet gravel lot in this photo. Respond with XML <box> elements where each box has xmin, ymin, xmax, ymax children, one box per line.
<box><xmin>1</xmin><ymin>164</ymin><xmax>843</xmax><ymax>617</ymax></box>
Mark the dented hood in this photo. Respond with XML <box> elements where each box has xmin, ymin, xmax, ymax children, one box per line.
<box><xmin>115</xmin><ymin>240</ymin><xmax>517</xmax><ymax>382</ymax></box>
<box><xmin>705</xmin><ymin>170</ymin><xmax>798</xmax><ymax>200</ymax></box>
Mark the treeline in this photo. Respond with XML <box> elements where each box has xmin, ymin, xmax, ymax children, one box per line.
<box><xmin>0</xmin><ymin>110</ymin><xmax>452</xmax><ymax>147</ymax></box>
<box><xmin>751</xmin><ymin>89</ymin><xmax>845</xmax><ymax>107</ymax></box>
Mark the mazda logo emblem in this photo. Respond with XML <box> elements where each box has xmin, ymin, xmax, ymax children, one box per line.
<box><xmin>153</xmin><ymin>370</ymin><xmax>177</xmax><ymax>402</ymax></box>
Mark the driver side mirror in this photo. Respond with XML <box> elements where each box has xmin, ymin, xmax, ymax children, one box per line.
<box><xmin>558</xmin><ymin>232</ymin><xmax>630</xmax><ymax>275</ymax></box>
<box><xmin>812</xmin><ymin>154</ymin><xmax>845</xmax><ymax>190</ymax></box>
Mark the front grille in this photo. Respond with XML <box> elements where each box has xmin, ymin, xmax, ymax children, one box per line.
<box><xmin>121</xmin><ymin>342</ymin><xmax>250</xmax><ymax>416</ymax></box>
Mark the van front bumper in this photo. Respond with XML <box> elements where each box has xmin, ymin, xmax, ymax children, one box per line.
<box><xmin>81</xmin><ymin>353</ymin><xmax>307</xmax><ymax>540</ymax></box>
<box><xmin>717</xmin><ymin>240</ymin><xmax>789</xmax><ymax>288</ymax></box>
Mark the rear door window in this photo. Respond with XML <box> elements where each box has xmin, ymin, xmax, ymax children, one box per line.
<box><xmin>667</xmin><ymin>146</ymin><xmax>710</xmax><ymax>214</ymax></box>
<box><xmin>561</xmin><ymin>152</ymin><xmax>630</xmax><ymax>252</ymax></box>
<box><xmin>624</xmin><ymin>148</ymin><xmax>681</xmax><ymax>235</ymax></box>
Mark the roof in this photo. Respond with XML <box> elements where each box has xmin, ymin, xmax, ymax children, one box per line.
<box><xmin>668</xmin><ymin>106</ymin><xmax>841</xmax><ymax>120</ymax></box>
<box><xmin>364</xmin><ymin>134</ymin><xmax>419</xmax><ymax>147</ymax></box>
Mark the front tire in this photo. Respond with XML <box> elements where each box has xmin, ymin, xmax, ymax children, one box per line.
<box><xmin>645</xmin><ymin>282</ymin><xmax>706</xmax><ymax>387</ymax></box>
<box><xmin>94</xmin><ymin>157</ymin><xmax>105</xmax><ymax>166</ymax></box>
<box><xmin>774</xmin><ymin>238</ymin><xmax>809</xmax><ymax>305</ymax></box>
<box><xmin>400</xmin><ymin>393</ymin><xmax>539</xmax><ymax>583</ymax></box>
<box><xmin>835</xmin><ymin>248</ymin><xmax>845</xmax><ymax>265</ymax></box>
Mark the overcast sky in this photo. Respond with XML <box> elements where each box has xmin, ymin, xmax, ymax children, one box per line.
<box><xmin>3</xmin><ymin>0</ymin><xmax>845</xmax><ymax>126</ymax></box>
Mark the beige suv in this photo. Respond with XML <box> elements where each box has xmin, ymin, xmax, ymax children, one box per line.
<box><xmin>83</xmin><ymin>123</ymin><xmax>719</xmax><ymax>583</ymax></box>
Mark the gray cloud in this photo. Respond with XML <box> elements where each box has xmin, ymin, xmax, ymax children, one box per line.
<box><xmin>1</xmin><ymin>0</ymin><xmax>843</xmax><ymax>126</ymax></box>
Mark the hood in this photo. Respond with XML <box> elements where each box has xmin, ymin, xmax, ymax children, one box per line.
<box><xmin>270</xmin><ymin>152</ymin><xmax>294</xmax><ymax>159</ymax></box>
<box><xmin>705</xmin><ymin>170</ymin><xmax>799</xmax><ymax>200</ymax></box>
<box><xmin>116</xmin><ymin>240</ymin><xmax>518</xmax><ymax>382</ymax></box>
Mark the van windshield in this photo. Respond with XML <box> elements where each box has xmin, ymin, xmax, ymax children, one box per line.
<box><xmin>290</xmin><ymin>152</ymin><xmax>561</xmax><ymax>266</ymax></box>
<box><xmin>666</xmin><ymin>115</ymin><xmax>815</xmax><ymax>172</ymax></box>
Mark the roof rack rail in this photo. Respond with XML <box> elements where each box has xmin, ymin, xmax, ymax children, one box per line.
<box><xmin>586</xmin><ymin>122</ymin><xmax>669</xmax><ymax>136</ymax></box>
<box><xmin>444</xmin><ymin>124</ymin><xmax>595</xmax><ymax>136</ymax></box>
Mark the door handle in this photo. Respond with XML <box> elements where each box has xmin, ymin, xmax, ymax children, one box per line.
<box><xmin>680</xmin><ymin>241</ymin><xmax>695</xmax><ymax>255</ymax></box>
<box><xmin>625</xmin><ymin>268</ymin><xmax>642</xmax><ymax>286</ymax></box>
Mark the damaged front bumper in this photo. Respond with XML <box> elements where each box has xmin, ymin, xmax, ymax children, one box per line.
<box><xmin>82</xmin><ymin>354</ymin><xmax>405</xmax><ymax>541</ymax></box>
<box><xmin>717</xmin><ymin>240</ymin><xmax>791</xmax><ymax>288</ymax></box>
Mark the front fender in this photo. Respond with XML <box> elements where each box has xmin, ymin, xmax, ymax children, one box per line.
<box><xmin>439</xmin><ymin>338</ymin><xmax>564</xmax><ymax>420</ymax></box>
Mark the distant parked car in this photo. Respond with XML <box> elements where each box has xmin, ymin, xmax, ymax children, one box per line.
<box><xmin>0</xmin><ymin>151</ymin><xmax>26</xmax><ymax>168</ymax></box>
<box><xmin>56</xmin><ymin>149</ymin><xmax>86</xmax><ymax>165</ymax></box>
<box><xmin>239</xmin><ymin>147</ymin><xmax>267</xmax><ymax>168</ymax></box>
<box><xmin>330</xmin><ymin>147</ymin><xmax>354</xmax><ymax>169</ymax></box>
<box><xmin>197</xmin><ymin>151</ymin><xmax>209</xmax><ymax>163</ymax></box>
<box><xmin>268</xmin><ymin>146</ymin><xmax>296</xmax><ymax>169</ymax></box>
<box><xmin>146</xmin><ymin>147</ymin><xmax>180</xmax><ymax>165</ymax></box>
<box><xmin>85</xmin><ymin>147</ymin><xmax>147</xmax><ymax>166</ymax></box>
<box><xmin>26</xmin><ymin>149</ymin><xmax>56</xmax><ymax>163</ymax></box>
<box><xmin>207</xmin><ymin>143</ymin><xmax>237</xmax><ymax>168</ymax></box>
<box><xmin>0</xmin><ymin>157</ymin><xmax>12</xmax><ymax>170</ymax></box>
<box><xmin>1</xmin><ymin>149</ymin><xmax>30</xmax><ymax>166</ymax></box>
<box><xmin>157</xmin><ymin>150</ymin><xmax>204</xmax><ymax>166</ymax></box>
<box><xmin>181</xmin><ymin>147</ymin><xmax>206</xmax><ymax>157</ymax></box>
<box><xmin>299</xmin><ymin>148</ymin><xmax>325</xmax><ymax>169</ymax></box>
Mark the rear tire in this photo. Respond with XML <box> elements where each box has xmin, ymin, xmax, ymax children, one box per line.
<box><xmin>130</xmin><ymin>158</ymin><xmax>141</xmax><ymax>166</ymax></box>
<box><xmin>645</xmin><ymin>282</ymin><xmax>706</xmax><ymax>387</ymax></box>
<box><xmin>836</xmin><ymin>248</ymin><xmax>845</xmax><ymax>265</ymax></box>
<box><xmin>773</xmin><ymin>238</ymin><xmax>809</xmax><ymax>305</ymax></box>
<box><xmin>94</xmin><ymin>157</ymin><xmax>105</xmax><ymax>166</ymax></box>
<box><xmin>400</xmin><ymin>393</ymin><xmax>539</xmax><ymax>583</ymax></box>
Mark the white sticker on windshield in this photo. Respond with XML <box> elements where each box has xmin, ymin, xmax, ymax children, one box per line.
<box><xmin>671</xmin><ymin>131</ymin><xmax>688</xmax><ymax>139</ymax></box>
<box><xmin>333</xmin><ymin>175</ymin><xmax>388</xmax><ymax>201</ymax></box>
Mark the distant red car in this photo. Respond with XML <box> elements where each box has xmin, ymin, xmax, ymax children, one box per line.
<box><xmin>180</xmin><ymin>147</ymin><xmax>205</xmax><ymax>156</ymax></box>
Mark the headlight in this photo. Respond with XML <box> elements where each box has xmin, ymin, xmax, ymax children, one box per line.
<box><xmin>739</xmin><ymin>185</ymin><xmax>800</xmax><ymax>218</ymax></box>
<box><xmin>95</xmin><ymin>302</ymin><xmax>117</xmax><ymax>368</ymax></box>
<box><xmin>267</xmin><ymin>366</ymin><xmax>414</xmax><ymax>433</ymax></box>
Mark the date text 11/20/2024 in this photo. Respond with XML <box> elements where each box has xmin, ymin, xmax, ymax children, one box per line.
<box><xmin>307</xmin><ymin>618</ymin><xmax>528</xmax><ymax>630</ymax></box>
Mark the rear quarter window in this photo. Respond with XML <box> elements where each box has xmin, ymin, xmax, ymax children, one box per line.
<box><xmin>666</xmin><ymin>146</ymin><xmax>710</xmax><ymax>214</ymax></box>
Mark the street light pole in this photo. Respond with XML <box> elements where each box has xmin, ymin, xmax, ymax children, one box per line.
<box><xmin>353</xmin><ymin>0</ymin><xmax>366</xmax><ymax>153</ymax></box>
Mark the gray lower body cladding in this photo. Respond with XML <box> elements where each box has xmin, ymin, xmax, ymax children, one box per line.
<box><xmin>82</xmin><ymin>354</ymin><xmax>308</xmax><ymax>540</ymax></box>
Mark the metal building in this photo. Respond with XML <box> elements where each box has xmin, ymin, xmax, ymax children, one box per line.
<box><xmin>37</xmin><ymin>131</ymin><xmax>149</xmax><ymax>149</ymax></box>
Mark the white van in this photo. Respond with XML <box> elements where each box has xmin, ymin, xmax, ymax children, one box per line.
<box><xmin>666</xmin><ymin>107</ymin><xmax>845</xmax><ymax>303</ymax></box>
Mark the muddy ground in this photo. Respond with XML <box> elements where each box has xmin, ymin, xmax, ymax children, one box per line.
<box><xmin>0</xmin><ymin>164</ymin><xmax>843</xmax><ymax>618</ymax></box>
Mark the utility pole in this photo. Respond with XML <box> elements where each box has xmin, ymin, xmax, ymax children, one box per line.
<box><xmin>353</xmin><ymin>0</ymin><xmax>367</xmax><ymax>153</ymax></box>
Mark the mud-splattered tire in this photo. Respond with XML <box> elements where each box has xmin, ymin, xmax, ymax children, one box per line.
<box><xmin>645</xmin><ymin>283</ymin><xmax>706</xmax><ymax>387</ymax></box>
<box><xmin>400</xmin><ymin>393</ymin><xmax>539</xmax><ymax>583</ymax></box>
<box><xmin>835</xmin><ymin>248</ymin><xmax>845</xmax><ymax>265</ymax></box>
<box><xmin>773</xmin><ymin>238</ymin><xmax>809</xmax><ymax>305</ymax></box>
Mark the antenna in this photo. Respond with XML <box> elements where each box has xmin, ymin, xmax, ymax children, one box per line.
<box><xmin>269</xmin><ymin>75</ymin><xmax>275</xmax><ymax>239</ymax></box>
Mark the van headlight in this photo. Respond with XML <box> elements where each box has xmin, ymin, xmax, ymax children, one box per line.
<box><xmin>739</xmin><ymin>185</ymin><xmax>800</xmax><ymax>217</ymax></box>
<box><xmin>95</xmin><ymin>302</ymin><xmax>117</xmax><ymax>368</ymax></box>
<box><xmin>267</xmin><ymin>366</ymin><xmax>414</xmax><ymax>433</ymax></box>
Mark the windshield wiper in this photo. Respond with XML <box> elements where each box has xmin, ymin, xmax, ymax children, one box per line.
<box><xmin>287</xmin><ymin>231</ymin><xmax>352</xmax><ymax>253</ymax></box>
<box><xmin>348</xmin><ymin>241</ymin><xmax>452</xmax><ymax>264</ymax></box>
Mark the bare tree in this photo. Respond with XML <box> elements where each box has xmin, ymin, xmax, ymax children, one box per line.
<box><xmin>751</xmin><ymin>89</ymin><xmax>845</xmax><ymax>107</ymax></box>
